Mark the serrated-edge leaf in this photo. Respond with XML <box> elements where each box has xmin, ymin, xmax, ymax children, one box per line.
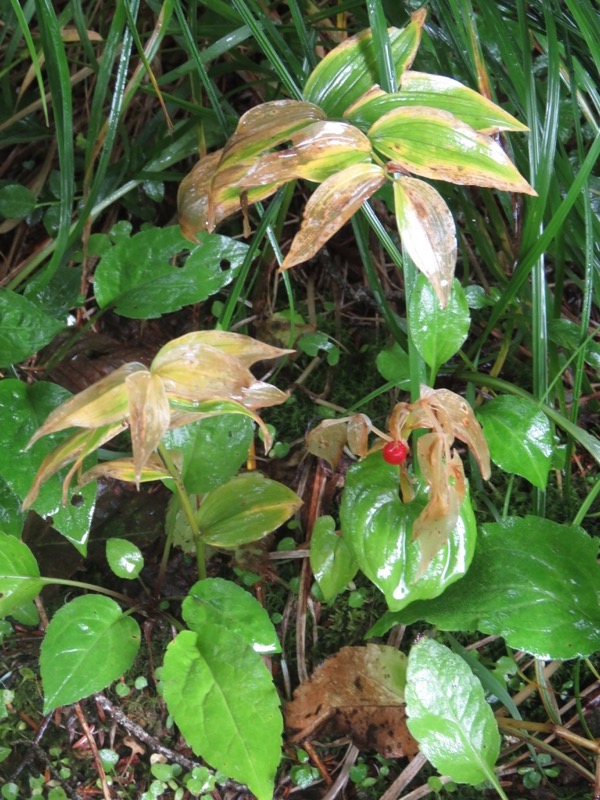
<box><xmin>41</xmin><ymin>595</ymin><xmax>140</xmax><ymax>712</ymax></box>
<box><xmin>0</xmin><ymin>532</ymin><xmax>43</xmax><ymax>618</ymax></box>
<box><xmin>162</xmin><ymin>627</ymin><xmax>282</xmax><ymax>800</ymax></box>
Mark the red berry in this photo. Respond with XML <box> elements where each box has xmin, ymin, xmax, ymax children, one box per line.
<box><xmin>382</xmin><ymin>440</ymin><xmax>408</xmax><ymax>465</ymax></box>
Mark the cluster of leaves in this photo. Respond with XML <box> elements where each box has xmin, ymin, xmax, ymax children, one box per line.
<box><xmin>0</xmin><ymin>1</ymin><xmax>599</xmax><ymax>800</ymax></box>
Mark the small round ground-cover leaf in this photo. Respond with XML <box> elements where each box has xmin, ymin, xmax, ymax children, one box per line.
<box><xmin>396</xmin><ymin>516</ymin><xmax>600</xmax><ymax>659</ymax></box>
<box><xmin>196</xmin><ymin>472</ymin><xmax>302</xmax><ymax>548</ymax></box>
<box><xmin>41</xmin><ymin>595</ymin><xmax>141</xmax><ymax>712</ymax></box>
<box><xmin>183</xmin><ymin>578</ymin><xmax>281</xmax><ymax>655</ymax></box>
<box><xmin>106</xmin><ymin>538</ymin><xmax>143</xmax><ymax>580</ymax></box>
<box><xmin>477</xmin><ymin>396</ymin><xmax>553</xmax><ymax>489</ymax></box>
<box><xmin>406</xmin><ymin>638</ymin><xmax>500</xmax><ymax>786</ymax></box>
<box><xmin>0</xmin><ymin>531</ymin><xmax>44</xmax><ymax>618</ymax></box>
<box><xmin>162</xmin><ymin>627</ymin><xmax>282</xmax><ymax>800</ymax></box>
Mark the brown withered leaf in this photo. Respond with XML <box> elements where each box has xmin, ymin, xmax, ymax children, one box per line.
<box><xmin>285</xmin><ymin>644</ymin><xmax>418</xmax><ymax>758</ymax></box>
<box><xmin>305</xmin><ymin>418</ymin><xmax>349</xmax><ymax>470</ymax></box>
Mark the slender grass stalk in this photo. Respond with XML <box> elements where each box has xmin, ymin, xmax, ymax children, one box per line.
<box><xmin>8</xmin><ymin>0</ymin><xmax>49</xmax><ymax>124</ymax></box>
<box><xmin>366</xmin><ymin>0</ymin><xmax>396</xmax><ymax>93</ymax></box>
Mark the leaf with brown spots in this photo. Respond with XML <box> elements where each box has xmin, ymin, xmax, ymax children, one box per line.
<box><xmin>285</xmin><ymin>644</ymin><xmax>418</xmax><ymax>758</ymax></box>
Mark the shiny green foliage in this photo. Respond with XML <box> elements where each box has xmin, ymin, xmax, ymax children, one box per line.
<box><xmin>196</xmin><ymin>472</ymin><xmax>303</xmax><ymax>548</ymax></box>
<box><xmin>0</xmin><ymin>381</ymin><xmax>96</xmax><ymax>550</ymax></box>
<box><xmin>0</xmin><ymin>289</ymin><xmax>63</xmax><ymax>367</ymax></box>
<box><xmin>162</xmin><ymin>627</ymin><xmax>282</xmax><ymax>800</ymax></box>
<box><xmin>94</xmin><ymin>227</ymin><xmax>249</xmax><ymax>319</ymax></box>
<box><xmin>340</xmin><ymin>453</ymin><xmax>476</xmax><ymax>611</ymax></box>
<box><xmin>408</xmin><ymin>277</ymin><xmax>470</xmax><ymax>372</ymax></box>
<box><xmin>106</xmin><ymin>538</ymin><xmax>144</xmax><ymax>580</ymax></box>
<box><xmin>0</xmin><ymin>531</ymin><xmax>44</xmax><ymax>618</ymax></box>
<box><xmin>40</xmin><ymin>595</ymin><xmax>141</xmax><ymax>712</ymax></box>
<box><xmin>309</xmin><ymin>516</ymin><xmax>358</xmax><ymax>604</ymax></box>
<box><xmin>183</xmin><ymin>578</ymin><xmax>281</xmax><ymax>655</ymax></box>
<box><xmin>406</xmin><ymin>639</ymin><xmax>501</xmax><ymax>786</ymax></box>
<box><xmin>395</xmin><ymin>517</ymin><xmax>600</xmax><ymax>659</ymax></box>
<box><xmin>477</xmin><ymin>397</ymin><xmax>553</xmax><ymax>489</ymax></box>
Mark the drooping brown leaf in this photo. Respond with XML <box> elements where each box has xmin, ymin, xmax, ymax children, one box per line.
<box><xmin>305</xmin><ymin>418</ymin><xmax>350</xmax><ymax>470</ymax></box>
<box><xmin>285</xmin><ymin>644</ymin><xmax>418</xmax><ymax>758</ymax></box>
<box><xmin>280</xmin><ymin>162</ymin><xmax>386</xmax><ymax>270</ymax></box>
<box><xmin>125</xmin><ymin>371</ymin><xmax>171</xmax><ymax>485</ymax></box>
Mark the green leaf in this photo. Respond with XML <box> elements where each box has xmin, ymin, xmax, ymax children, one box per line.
<box><xmin>345</xmin><ymin>72</ymin><xmax>528</xmax><ymax>134</ymax></box>
<box><xmin>309</xmin><ymin>516</ymin><xmax>358</xmax><ymax>604</ymax></box>
<box><xmin>94</xmin><ymin>227</ymin><xmax>249</xmax><ymax>319</ymax></box>
<box><xmin>0</xmin><ymin>381</ymin><xmax>96</xmax><ymax>554</ymax></box>
<box><xmin>396</xmin><ymin>517</ymin><xmax>600</xmax><ymax>659</ymax></box>
<box><xmin>0</xmin><ymin>184</ymin><xmax>36</xmax><ymax>218</ymax></box>
<box><xmin>408</xmin><ymin>276</ymin><xmax>470</xmax><ymax>372</ymax></box>
<box><xmin>0</xmin><ymin>532</ymin><xmax>44</xmax><ymax>619</ymax></box>
<box><xmin>406</xmin><ymin>639</ymin><xmax>501</xmax><ymax>786</ymax></box>
<box><xmin>40</xmin><ymin>595</ymin><xmax>141</xmax><ymax>712</ymax></box>
<box><xmin>106</xmin><ymin>538</ymin><xmax>144</xmax><ymax>580</ymax></box>
<box><xmin>376</xmin><ymin>343</ymin><xmax>411</xmax><ymax>388</ymax></box>
<box><xmin>162</xmin><ymin>627</ymin><xmax>282</xmax><ymax>800</ymax></box>
<box><xmin>477</xmin><ymin>397</ymin><xmax>553</xmax><ymax>489</ymax></box>
<box><xmin>369</xmin><ymin>107</ymin><xmax>536</xmax><ymax>194</ymax></box>
<box><xmin>162</xmin><ymin>414</ymin><xmax>254</xmax><ymax>494</ymax></box>
<box><xmin>303</xmin><ymin>14</ymin><xmax>425</xmax><ymax>118</ymax></box>
<box><xmin>340</xmin><ymin>454</ymin><xmax>476</xmax><ymax>612</ymax></box>
<box><xmin>183</xmin><ymin>578</ymin><xmax>281</xmax><ymax>654</ymax></box>
<box><xmin>0</xmin><ymin>478</ymin><xmax>25</xmax><ymax>537</ymax></box>
<box><xmin>0</xmin><ymin>289</ymin><xmax>63</xmax><ymax>367</ymax></box>
<box><xmin>196</xmin><ymin>472</ymin><xmax>302</xmax><ymax>548</ymax></box>
<box><xmin>394</xmin><ymin>178</ymin><xmax>457</xmax><ymax>309</ymax></box>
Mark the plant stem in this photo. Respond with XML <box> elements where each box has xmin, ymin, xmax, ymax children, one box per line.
<box><xmin>157</xmin><ymin>444</ymin><xmax>206</xmax><ymax>581</ymax></box>
<box><xmin>39</xmin><ymin>577</ymin><xmax>135</xmax><ymax>606</ymax></box>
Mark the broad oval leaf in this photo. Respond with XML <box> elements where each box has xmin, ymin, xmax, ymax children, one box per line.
<box><xmin>0</xmin><ymin>380</ymin><xmax>97</xmax><ymax>553</ymax></box>
<box><xmin>406</xmin><ymin>638</ymin><xmax>501</xmax><ymax>786</ymax></box>
<box><xmin>0</xmin><ymin>531</ymin><xmax>44</xmax><ymax>618</ymax></box>
<box><xmin>183</xmin><ymin>578</ymin><xmax>281</xmax><ymax>654</ymax></box>
<box><xmin>369</xmin><ymin>107</ymin><xmax>536</xmax><ymax>194</ymax></box>
<box><xmin>280</xmin><ymin>162</ymin><xmax>386</xmax><ymax>270</ymax></box>
<box><xmin>477</xmin><ymin>396</ymin><xmax>552</xmax><ymax>489</ymax></box>
<box><xmin>162</xmin><ymin>627</ymin><xmax>282</xmax><ymax>800</ymax></box>
<box><xmin>162</xmin><ymin>414</ymin><xmax>254</xmax><ymax>494</ymax></box>
<box><xmin>196</xmin><ymin>472</ymin><xmax>302</xmax><ymax>548</ymax></box>
<box><xmin>41</xmin><ymin>595</ymin><xmax>141</xmax><ymax>712</ymax></box>
<box><xmin>0</xmin><ymin>289</ymin><xmax>63</xmax><ymax>368</ymax></box>
<box><xmin>303</xmin><ymin>12</ymin><xmax>425</xmax><ymax>118</ymax></box>
<box><xmin>156</xmin><ymin>330</ymin><xmax>292</xmax><ymax>368</ymax></box>
<box><xmin>310</xmin><ymin>516</ymin><xmax>358</xmax><ymax>604</ymax></box>
<box><xmin>394</xmin><ymin>178</ymin><xmax>457</xmax><ymax>308</ymax></box>
<box><xmin>376</xmin><ymin>342</ymin><xmax>411</xmax><ymax>388</ymax></box>
<box><xmin>408</xmin><ymin>275</ymin><xmax>470</xmax><ymax>370</ymax></box>
<box><xmin>94</xmin><ymin>227</ymin><xmax>250</xmax><ymax>319</ymax></box>
<box><xmin>395</xmin><ymin>516</ymin><xmax>600</xmax><ymax>659</ymax></box>
<box><xmin>340</xmin><ymin>453</ymin><xmax>476</xmax><ymax>611</ymax></box>
<box><xmin>240</xmin><ymin>121</ymin><xmax>373</xmax><ymax>186</ymax></box>
<box><xmin>106</xmin><ymin>538</ymin><xmax>144</xmax><ymax>580</ymax></box>
<box><xmin>345</xmin><ymin>72</ymin><xmax>528</xmax><ymax>134</ymax></box>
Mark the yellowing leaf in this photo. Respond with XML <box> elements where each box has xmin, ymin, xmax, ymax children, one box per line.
<box><xmin>218</xmin><ymin>99</ymin><xmax>325</xmax><ymax>168</ymax></box>
<box><xmin>154</xmin><ymin>330</ymin><xmax>292</xmax><ymax>368</ymax></box>
<box><xmin>240</xmin><ymin>121</ymin><xmax>373</xmax><ymax>186</ymax></box>
<box><xmin>239</xmin><ymin>381</ymin><xmax>290</xmax><ymax>410</ymax></box>
<box><xmin>26</xmin><ymin>363</ymin><xmax>147</xmax><ymax>446</ymax></box>
<box><xmin>280</xmin><ymin>162</ymin><xmax>386</xmax><ymax>270</ymax></box>
<box><xmin>346</xmin><ymin>72</ymin><xmax>528</xmax><ymax>134</ymax></box>
<box><xmin>303</xmin><ymin>11</ymin><xmax>426</xmax><ymax>118</ymax></box>
<box><xmin>393</xmin><ymin>177</ymin><xmax>457</xmax><ymax>308</ymax></box>
<box><xmin>79</xmin><ymin>456</ymin><xmax>170</xmax><ymax>486</ymax></box>
<box><xmin>305</xmin><ymin>418</ymin><xmax>350</xmax><ymax>470</ymax></box>
<box><xmin>126</xmin><ymin>371</ymin><xmax>171</xmax><ymax>484</ymax></box>
<box><xmin>369</xmin><ymin>107</ymin><xmax>536</xmax><ymax>194</ymax></box>
<box><xmin>22</xmin><ymin>424</ymin><xmax>125</xmax><ymax>510</ymax></box>
<box><xmin>152</xmin><ymin>342</ymin><xmax>253</xmax><ymax>403</ymax></box>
